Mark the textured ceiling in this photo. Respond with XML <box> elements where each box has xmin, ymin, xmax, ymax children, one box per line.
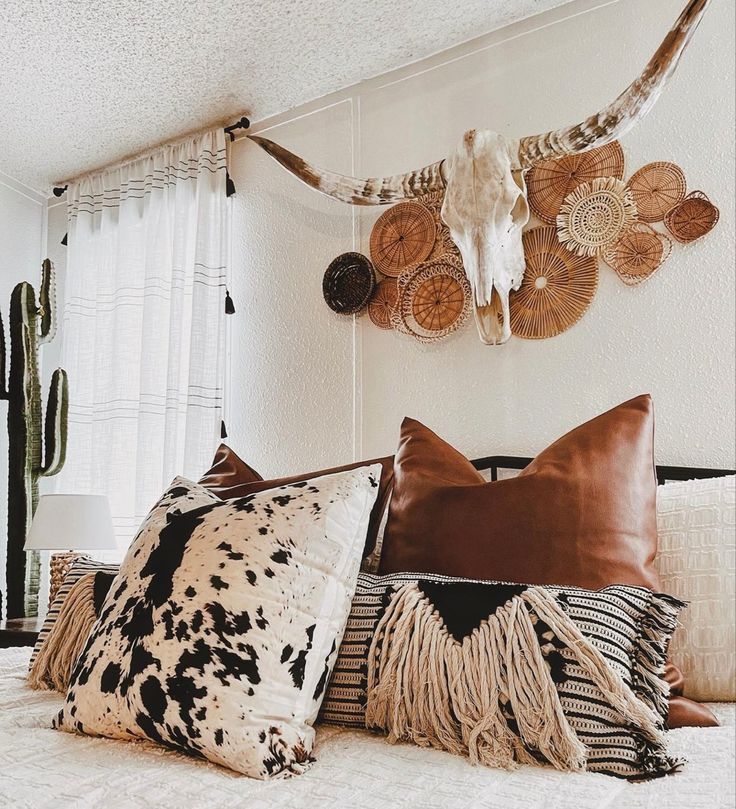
<box><xmin>0</xmin><ymin>0</ymin><xmax>573</xmax><ymax>193</ymax></box>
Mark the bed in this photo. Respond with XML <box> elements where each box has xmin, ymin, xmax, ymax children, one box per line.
<box><xmin>4</xmin><ymin>457</ymin><xmax>734</xmax><ymax>808</ymax></box>
<box><xmin>1</xmin><ymin>647</ymin><xmax>733</xmax><ymax>809</ymax></box>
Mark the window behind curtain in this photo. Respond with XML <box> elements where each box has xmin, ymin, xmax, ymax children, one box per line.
<box><xmin>54</xmin><ymin>129</ymin><xmax>228</xmax><ymax>555</ymax></box>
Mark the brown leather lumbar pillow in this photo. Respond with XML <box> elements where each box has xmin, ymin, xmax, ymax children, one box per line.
<box><xmin>198</xmin><ymin>444</ymin><xmax>394</xmax><ymax>558</ymax></box>
<box><xmin>378</xmin><ymin>395</ymin><xmax>717</xmax><ymax>729</ymax></box>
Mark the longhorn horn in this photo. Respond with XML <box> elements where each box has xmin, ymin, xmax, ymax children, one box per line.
<box><xmin>518</xmin><ymin>0</ymin><xmax>710</xmax><ymax>167</ymax></box>
<box><xmin>248</xmin><ymin>135</ymin><xmax>446</xmax><ymax>205</ymax></box>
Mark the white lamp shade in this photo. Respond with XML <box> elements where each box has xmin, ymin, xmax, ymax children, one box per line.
<box><xmin>24</xmin><ymin>494</ymin><xmax>117</xmax><ymax>552</ymax></box>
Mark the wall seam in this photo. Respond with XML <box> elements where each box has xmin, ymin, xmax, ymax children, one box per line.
<box><xmin>0</xmin><ymin>177</ymin><xmax>46</xmax><ymax>206</ymax></box>
<box><xmin>350</xmin><ymin>94</ymin><xmax>364</xmax><ymax>462</ymax></box>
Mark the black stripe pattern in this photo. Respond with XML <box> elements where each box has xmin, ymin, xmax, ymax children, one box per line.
<box><xmin>67</xmin><ymin>149</ymin><xmax>227</xmax><ymax>220</ymax></box>
<box><xmin>29</xmin><ymin>558</ymin><xmax>120</xmax><ymax>669</ymax></box>
<box><xmin>320</xmin><ymin>572</ymin><xmax>684</xmax><ymax>779</ymax></box>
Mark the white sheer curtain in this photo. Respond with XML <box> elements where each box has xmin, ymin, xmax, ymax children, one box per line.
<box><xmin>55</xmin><ymin>129</ymin><xmax>228</xmax><ymax>552</ymax></box>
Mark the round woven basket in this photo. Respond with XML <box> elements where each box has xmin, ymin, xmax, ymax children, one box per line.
<box><xmin>322</xmin><ymin>252</ymin><xmax>375</xmax><ymax>314</ymax></box>
<box><xmin>526</xmin><ymin>141</ymin><xmax>625</xmax><ymax>224</ymax></box>
<box><xmin>368</xmin><ymin>278</ymin><xmax>399</xmax><ymax>330</ymax></box>
<box><xmin>370</xmin><ymin>201</ymin><xmax>437</xmax><ymax>277</ymax></box>
<box><xmin>416</xmin><ymin>190</ymin><xmax>461</xmax><ymax>262</ymax></box>
<box><xmin>392</xmin><ymin>259</ymin><xmax>472</xmax><ymax>342</ymax></box>
<box><xmin>602</xmin><ymin>223</ymin><xmax>672</xmax><ymax>286</ymax></box>
<box><xmin>626</xmin><ymin>162</ymin><xmax>687</xmax><ymax>223</ymax></box>
<box><xmin>664</xmin><ymin>190</ymin><xmax>719</xmax><ymax>243</ymax></box>
<box><xmin>509</xmin><ymin>226</ymin><xmax>598</xmax><ymax>339</ymax></box>
<box><xmin>557</xmin><ymin>177</ymin><xmax>637</xmax><ymax>257</ymax></box>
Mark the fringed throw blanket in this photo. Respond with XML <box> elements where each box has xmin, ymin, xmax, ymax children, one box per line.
<box><xmin>321</xmin><ymin>574</ymin><xmax>685</xmax><ymax>780</ymax></box>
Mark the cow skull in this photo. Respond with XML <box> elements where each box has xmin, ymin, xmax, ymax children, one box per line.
<box><xmin>249</xmin><ymin>0</ymin><xmax>709</xmax><ymax>344</ymax></box>
<box><xmin>440</xmin><ymin>130</ymin><xmax>529</xmax><ymax>343</ymax></box>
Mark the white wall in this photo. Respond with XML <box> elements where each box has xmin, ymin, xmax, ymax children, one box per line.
<box><xmin>228</xmin><ymin>104</ymin><xmax>358</xmax><ymax>473</ymax></box>
<box><xmin>0</xmin><ymin>171</ymin><xmax>48</xmax><ymax>610</ymax></box>
<box><xmin>227</xmin><ymin>0</ymin><xmax>735</xmax><ymax>475</ymax></box>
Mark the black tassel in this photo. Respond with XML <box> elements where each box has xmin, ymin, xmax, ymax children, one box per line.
<box><xmin>226</xmin><ymin>170</ymin><xmax>236</xmax><ymax>197</ymax></box>
<box><xmin>225</xmin><ymin>289</ymin><xmax>235</xmax><ymax>314</ymax></box>
<box><xmin>61</xmin><ymin>233</ymin><xmax>68</xmax><ymax>246</ymax></box>
<box><xmin>220</xmin><ymin>420</ymin><xmax>228</xmax><ymax>439</ymax></box>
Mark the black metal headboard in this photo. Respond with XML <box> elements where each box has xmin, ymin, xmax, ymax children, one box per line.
<box><xmin>471</xmin><ymin>455</ymin><xmax>736</xmax><ymax>486</ymax></box>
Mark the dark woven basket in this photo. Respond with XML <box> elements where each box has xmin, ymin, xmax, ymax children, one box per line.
<box><xmin>323</xmin><ymin>253</ymin><xmax>376</xmax><ymax>314</ymax></box>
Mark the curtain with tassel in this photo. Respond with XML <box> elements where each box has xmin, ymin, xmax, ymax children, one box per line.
<box><xmin>54</xmin><ymin>129</ymin><xmax>228</xmax><ymax>553</ymax></box>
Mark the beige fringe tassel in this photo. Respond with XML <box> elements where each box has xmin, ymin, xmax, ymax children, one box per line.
<box><xmin>365</xmin><ymin>584</ymin><xmax>667</xmax><ymax>772</ymax></box>
<box><xmin>28</xmin><ymin>573</ymin><xmax>98</xmax><ymax>692</ymax></box>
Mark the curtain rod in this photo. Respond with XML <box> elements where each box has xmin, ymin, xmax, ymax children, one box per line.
<box><xmin>52</xmin><ymin>115</ymin><xmax>250</xmax><ymax>197</ymax></box>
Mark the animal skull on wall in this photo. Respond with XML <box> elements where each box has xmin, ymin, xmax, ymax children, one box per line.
<box><xmin>250</xmin><ymin>0</ymin><xmax>710</xmax><ymax>344</ymax></box>
<box><xmin>440</xmin><ymin>130</ymin><xmax>530</xmax><ymax>343</ymax></box>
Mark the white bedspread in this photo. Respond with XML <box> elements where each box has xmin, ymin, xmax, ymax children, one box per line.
<box><xmin>1</xmin><ymin>648</ymin><xmax>733</xmax><ymax>809</ymax></box>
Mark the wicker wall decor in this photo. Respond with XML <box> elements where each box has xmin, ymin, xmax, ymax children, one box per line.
<box><xmin>369</xmin><ymin>201</ymin><xmax>437</xmax><ymax>277</ymax></box>
<box><xmin>412</xmin><ymin>191</ymin><xmax>463</xmax><ymax>267</ymax></box>
<box><xmin>509</xmin><ymin>226</ymin><xmax>598</xmax><ymax>339</ymax></box>
<box><xmin>626</xmin><ymin>161</ymin><xmax>687</xmax><ymax>223</ymax></box>
<box><xmin>556</xmin><ymin>177</ymin><xmax>637</xmax><ymax>257</ymax></box>
<box><xmin>322</xmin><ymin>252</ymin><xmax>375</xmax><ymax>314</ymax></box>
<box><xmin>416</xmin><ymin>190</ymin><xmax>462</xmax><ymax>263</ymax></box>
<box><xmin>317</xmin><ymin>140</ymin><xmax>718</xmax><ymax>344</ymax></box>
<box><xmin>664</xmin><ymin>190</ymin><xmax>720</xmax><ymax>243</ymax></box>
<box><xmin>368</xmin><ymin>278</ymin><xmax>398</xmax><ymax>330</ymax></box>
<box><xmin>391</xmin><ymin>259</ymin><xmax>472</xmax><ymax>343</ymax></box>
<box><xmin>526</xmin><ymin>141</ymin><xmax>625</xmax><ymax>224</ymax></box>
<box><xmin>602</xmin><ymin>223</ymin><xmax>672</xmax><ymax>286</ymax></box>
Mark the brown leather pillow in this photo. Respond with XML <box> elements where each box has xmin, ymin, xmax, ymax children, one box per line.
<box><xmin>198</xmin><ymin>444</ymin><xmax>394</xmax><ymax>557</ymax></box>
<box><xmin>379</xmin><ymin>395</ymin><xmax>717</xmax><ymax>728</ymax></box>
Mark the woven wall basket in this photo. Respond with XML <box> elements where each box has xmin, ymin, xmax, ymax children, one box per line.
<box><xmin>664</xmin><ymin>190</ymin><xmax>720</xmax><ymax>243</ymax></box>
<box><xmin>416</xmin><ymin>190</ymin><xmax>462</xmax><ymax>262</ymax></box>
<box><xmin>509</xmin><ymin>226</ymin><xmax>598</xmax><ymax>339</ymax></box>
<box><xmin>603</xmin><ymin>223</ymin><xmax>672</xmax><ymax>286</ymax></box>
<box><xmin>392</xmin><ymin>259</ymin><xmax>472</xmax><ymax>343</ymax></box>
<box><xmin>322</xmin><ymin>252</ymin><xmax>375</xmax><ymax>314</ymax></box>
<box><xmin>557</xmin><ymin>177</ymin><xmax>637</xmax><ymax>257</ymax></box>
<box><xmin>626</xmin><ymin>161</ymin><xmax>687</xmax><ymax>223</ymax></box>
<box><xmin>369</xmin><ymin>201</ymin><xmax>437</xmax><ymax>277</ymax></box>
<box><xmin>368</xmin><ymin>278</ymin><xmax>399</xmax><ymax>330</ymax></box>
<box><xmin>526</xmin><ymin>141</ymin><xmax>625</xmax><ymax>224</ymax></box>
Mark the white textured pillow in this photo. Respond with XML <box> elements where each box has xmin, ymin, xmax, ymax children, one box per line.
<box><xmin>655</xmin><ymin>475</ymin><xmax>735</xmax><ymax>701</ymax></box>
<box><xmin>54</xmin><ymin>467</ymin><xmax>381</xmax><ymax>778</ymax></box>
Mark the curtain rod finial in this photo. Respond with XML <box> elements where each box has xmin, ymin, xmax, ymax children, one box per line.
<box><xmin>224</xmin><ymin>117</ymin><xmax>251</xmax><ymax>141</ymax></box>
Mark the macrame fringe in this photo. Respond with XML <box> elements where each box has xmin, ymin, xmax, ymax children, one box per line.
<box><xmin>28</xmin><ymin>573</ymin><xmax>98</xmax><ymax>692</ymax></box>
<box><xmin>522</xmin><ymin>588</ymin><xmax>664</xmax><ymax>742</ymax></box>
<box><xmin>630</xmin><ymin>592</ymin><xmax>685</xmax><ymax>719</ymax></box>
<box><xmin>366</xmin><ymin>584</ymin><xmax>671</xmax><ymax>774</ymax></box>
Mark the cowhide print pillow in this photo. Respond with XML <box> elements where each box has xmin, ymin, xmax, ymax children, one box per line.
<box><xmin>320</xmin><ymin>572</ymin><xmax>685</xmax><ymax>780</ymax></box>
<box><xmin>54</xmin><ymin>467</ymin><xmax>381</xmax><ymax>779</ymax></box>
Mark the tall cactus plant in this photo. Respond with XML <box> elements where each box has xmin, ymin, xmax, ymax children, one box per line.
<box><xmin>0</xmin><ymin>259</ymin><xmax>68</xmax><ymax>618</ymax></box>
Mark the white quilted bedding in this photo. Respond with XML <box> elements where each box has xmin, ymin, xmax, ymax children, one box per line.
<box><xmin>1</xmin><ymin>648</ymin><xmax>733</xmax><ymax>809</ymax></box>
